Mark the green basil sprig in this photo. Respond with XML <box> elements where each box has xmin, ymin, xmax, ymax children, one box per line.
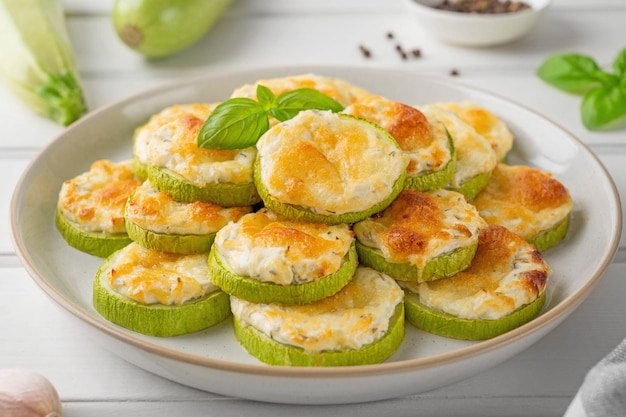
<box><xmin>537</xmin><ymin>48</ymin><xmax>626</xmax><ymax>131</ymax></box>
<box><xmin>198</xmin><ymin>85</ymin><xmax>344</xmax><ymax>150</ymax></box>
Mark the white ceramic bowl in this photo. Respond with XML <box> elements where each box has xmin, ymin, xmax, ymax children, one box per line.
<box><xmin>401</xmin><ymin>0</ymin><xmax>552</xmax><ymax>47</ymax></box>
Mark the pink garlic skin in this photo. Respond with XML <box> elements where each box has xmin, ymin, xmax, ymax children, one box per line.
<box><xmin>0</xmin><ymin>369</ymin><xmax>62</xmax><ymax>417</ymax></box>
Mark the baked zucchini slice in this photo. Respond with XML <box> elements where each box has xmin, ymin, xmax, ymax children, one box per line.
<box><xmin>403</xmin><ymin>224</ymin><xmax>551</xmax><ymax>340</ymax></box>
<box><xmin>124</xmin><ymin>180</ymin><xmax>252</xmax><ymax>254</ymax></box>
<box><xmin>209</xmin><ymin>242</ymin><xmax>357</xmax><ymax>305</ymax></box>
<box><xmin>472</xmin><ymin>163</ymin><xmax>573</xmax><ymax>251</ymax></box>
<box><xmin>208</xmin><ymin>209</ymin><xmax>357</xmax><ymax>304</ymax></box>
<box><xmin>230</xmin><ymin>267</ymin><xmax>405</xmax><ymax>366</ymax></box>
<box><xmin>93</xmin><ymin>243</ymin><xmax>230</xmax><ymax>337</ymax></box>
<box><xmin>254</xmin><ymin>110</ymin><xmax>409</xmax><ymax>225</ymax></box>
<box><xmin>55</xmin><ymin>159</ymin><xmax>141</xmax><ymax>257</ymax></box>
<box><xmin>353</xmin><ymin>189</ymin><xmax>486</xmax><ymax>282</ymax></box>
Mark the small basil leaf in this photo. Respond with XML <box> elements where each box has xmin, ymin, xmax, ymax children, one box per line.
<box><xmin>198</xmin><ymin>98</ymin><xmax>269</xmax><ymax>150</ymax></box>
<box><xmin>612</xmin><ymin>48</ymin><xmax>626</xmax><ymax>78</ymax></box>
<box><xmin>581</xmin><ymin>84</ymin><xmax>626</xmax><ymax>130</ymax></box>
<box><xmin>256</xmin><ymin>84</ymin><xmax>276</xmax><ymax>112</ymax></box>
<box><xmin>537</xmin><ymin>53</ymin><xmax>607</xmax><ymax>94</ymax></box>
<box><xmin>272</xmin><ymin>88</ymin><xmax>344</xmax><ymax>121</ymax></box>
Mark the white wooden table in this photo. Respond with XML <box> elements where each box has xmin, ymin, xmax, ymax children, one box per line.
<box><xmin>2</xmin><ymin>0</ymin><xmax>626</xmax><ymax>415</ymax></box>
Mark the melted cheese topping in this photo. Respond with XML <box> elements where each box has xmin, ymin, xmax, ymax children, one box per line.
<box><xmin>406</xmin><ymin>225</ymin><xmax>551</xmax><ymax>320</ymax></box>
<box><xmin>57</xmin><ymin>160</ymin><xmax>141</xmax><ymax>233</ymax></box>
<box><xmin>230</xmin><ymin>73</ymin><xmax>373</xmax><ymax>107</ymax></box>
<box><xmin>433</xmin><ymin>101</ymin><xmax>514</xmax><ymax>161</ymax></box>
<box><xmin>354</xmin><ymin>189</ymin><xmax>486</xmax><ymax>268</ymax></box>
<box><xmin>472</xmin><ymin>163</ymin><xmax>573</xmax><ymax>239</ymax></box>
<box><xmin>126</xmin><ymin>180</ymin><xmax>252</xmax><ymax>235</ymax></box>
<box><xmin>419</xmin><ymin>105</ymin><xmax>497</xmax><ymax>188</ymax></box>
<box><xmin>256</xmin><ymin>110</ymin><xmax>409</xmax><ymax>215</ymax></box>
<box><xmin>343</xmin><ymin>96</ymin><xmax>452</xmax><ymax>176</ymax></box>
<box><xmin>104</xmin><ymin>242</ymin><xmax>217</xmax><ymax>306</ymax></box>
<box><xmin>135</xmin><ymin>103</ymin><xmax>256</xmax><ymax>186</ymax></box>
<box><xmin>133</xmin><ymin>103</ymin><xmax>217</xmax><ymax>165</ymax></box>
<box><xmin>215</xmin><ymin>209</ymin><xmax>354</xmax><ymax>285</ymax></box>
<box><xmin>231</xmin><ymin>267</ymin><xmax>404</xmax><ymax>352</ymax></box>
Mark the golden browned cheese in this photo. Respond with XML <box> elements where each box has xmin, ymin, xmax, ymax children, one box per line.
<box><xmin>229</xmin><ymin>73</ymin><xmax>373</xmax><ymax>107</ymax></box>
<box><xmin>59</xmin><ymin>160</ymin><xmax>142</xmax><ymax>233</ymax></box>
<box><xmin>126</xmin><ymin>180</ymin><xmax>252</xmax><ymax>235</ymax></box>
<box><xmin>433</xmin><ymin>101</ymin><xmax>514</xmax><ymax>161</ymax></box>
<box><xmin>472</xmin><ymin>163</ymin><xmax>573</xmax><ymax>239</ymax></box>
<box><xmin>107</xmin><ymin>243</ymin><xmax>211</xmax><ymax>306</ymax></box>
<box><xmin>426</xmin><ymin>225</ymin><xmax>549</xmax><ymax>308</ymax></box>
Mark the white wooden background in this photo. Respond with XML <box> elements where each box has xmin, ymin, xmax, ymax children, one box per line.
<box><xmin>2</xmin><ymin>0</ymin><xmax>626</xmax><ymax>415</ymax></box>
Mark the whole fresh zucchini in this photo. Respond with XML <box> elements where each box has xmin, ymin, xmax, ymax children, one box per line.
<box><xmin>112</xmin><ymin>0</ymin><xmax>232</xmax><ymax>59</ymax></box>
<box><xmin>0</xmin><ymin>0</ymin><xmax>88</xmax><ymax>126</ymax></box>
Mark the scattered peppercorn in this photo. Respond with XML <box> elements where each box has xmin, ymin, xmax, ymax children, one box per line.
<box><xmin>387</xmin><ymin>31</ymin><xmax>395</xmax><ymax>39</ymax></box>
<box><xmin>434</xmin><ymin>0</ymin><xmax>531</xmax><ymax>14</ymax></box>
<box><xmin>450</xmin><ymin>69</ymin><xmax>460</xmax><ymax>76</ymax></box>
<box><xmin>412</xmin><ymin>48</ymin><xmax>422</xmax><ymax>58</ymax></box>
<box><xmin>359</xmin><ymin>45</ymin><xmax>372</xmax><ymax>58</ymax></box>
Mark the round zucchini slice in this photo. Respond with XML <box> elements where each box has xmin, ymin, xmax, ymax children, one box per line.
<box><xmin>146</xmin><ymin>162</ymin><xmax>260</xmax><ymax>207</ymax></box>
<box><xmin>254</xmin><ymin>111</ymin><xmax>409</xmax><ymax>225</ymax></box>
<box><xmin>208</xmin><ymin>243</ymin><xmax>358</xmax><ymax>305</ymax></box>
<box><xmin>233</xmin><ymin>302</ymin><xmax>404</xmax><ymax>366</ymax></box>
<box><xmin>93</xmin><ymin>245</ymin><xmax>230</xmax><ymax>337</ymax></box>
<box><xmin>356</xmin><ymin>240</ymin><xmax>478</xmax><ymax>283</ymax></box>
<box><xmin>55</xmin><ymin>208</ymin><xmax>131</xmax><ymax>258</ymax></box>
<box><xmin>404</xmin><ymin>289</ymin><xmax>546</xmax><ymax>340</ymax></box>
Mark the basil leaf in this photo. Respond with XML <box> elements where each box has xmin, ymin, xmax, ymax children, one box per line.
<box><xmin>581</xmin><ymin>84</ymin><xmax>626</xmax><ymax>130</ymax></box>
<box><xmin>271</xmin><ymin>88</ymin><xmax>344</xmax><ymax>121</ymax></box>
<box><xmin>198</xmin><ymin>98</ymin><xmax>269</xmax><ymax>150</ymax></box>
<box><xmin>256</xmin><ymin>84</ymin><xmax>276</xmax><ymax>111</ymax></box>
<box><xmin>537</xmin><ymin>53</ymin><xmax>608</xmax><ymax>93</ymax></box>
<box><xmin>613</xmin><ymin>48</ymin><xmax>626</xmax><ymax>78</ymax></box>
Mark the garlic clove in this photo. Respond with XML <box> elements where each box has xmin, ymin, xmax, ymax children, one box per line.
<box><xmin>0</xmin><ymin>368</ymin><xmax>62</xmax><ymax>417</ymax></box>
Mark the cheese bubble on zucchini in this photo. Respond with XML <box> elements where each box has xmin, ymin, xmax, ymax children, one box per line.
<box><xmin>231</xmin><ymin>267</ymin><xmax>405</xmax><ymax>366</ymax></box>
<box><xmin>254</xmin><ymin>110</ymin><xmax>409</xmax><ymax>224</ymax></box>
<box><xmin>209</xmin><ymin>209</ymin><xmax>357</xmax><ymax>304</ymax></box>
<box><xmin>125</xmin><ymin>180</ymin><xmax>253</xmax><ymax>254</ymax></box>
<box><xmin>343</xmin><ymin>95</ymin><xmax>456</xmax><ymax>192</ymax></box>
<box><xmin>403</xmin><ymin>224</ymin><xmax>551</xmax><ymax>340</ymax></box>
<box><xmin>93</xmin><ymin>242</ymin><xmax>230</xmax><ymax>337</ymax></box>
<box><xmin>136</xmin><ymin>103</ymin><xmax>259</xmax><ymax>206</ymax></box>
<box><xmin>56</xmin><ymin>159</ymin><xmax>142</xmax><ymax>257</ymax></box>
<box><xmin>354</xmin><ymin>189</ymin><xmax>486</xmax><ymax>282</ymax></box>
<box><xmin>472</xmin><ymin>163</ymin><xmax>573</xmax><ymax>251</ymax></box>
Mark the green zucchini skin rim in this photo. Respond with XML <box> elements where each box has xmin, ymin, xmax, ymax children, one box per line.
<box><xmin>124</xmin><ymin>205</ymin><xmax>216</xmax><ymax>255</ymax></box>
<box><xmin>93</xmin><ymin>251</ymin><xmax>231</xmax><ymax>337</ymax></box>
<box><xmin>404</xmin><ymin>127</ymin><xmax>457</xmax><ymax>192</ymax></box>
<box><xmin>448</xmin><ymin>170</ymin><xmax>493</xmax><ymax>202</ymax></box>
<box><xmin>355</xmin><ymin>239</ymin><xmax>478</xmax><ymax>283</ymax></box>
<box><xmin>404</xmin><ymin>289</ymin><xmax>547</xmax><ymax>340</ymax></box>
<box><xmin>208</xmin><ymin>243</ymin><xmax>358</xmax><ymax>305</ymax></box>
<box><xmin>55</xmin><ymin>208</ymin><xmax>132</xmax><ymax>258</ymax></box>
<box><xmin>528</xmin><ymin>215</ymin><xmax>570</xmax><ymax>252</ymax></box>
<box><xmin>233</xmin><ymin>302</ymin><xmax>405</xmax><ymax>366</ymax></box>
<box><xmin>146</xmin><ymin>162</ymin><xmax>261</xmax><ymax>207</ymax></box>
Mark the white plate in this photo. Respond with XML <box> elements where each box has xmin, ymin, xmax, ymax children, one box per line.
<box><xmin>11</xmin><ymin>66</ymin><xmax>621</xmax><ymax>405</ymax></box>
